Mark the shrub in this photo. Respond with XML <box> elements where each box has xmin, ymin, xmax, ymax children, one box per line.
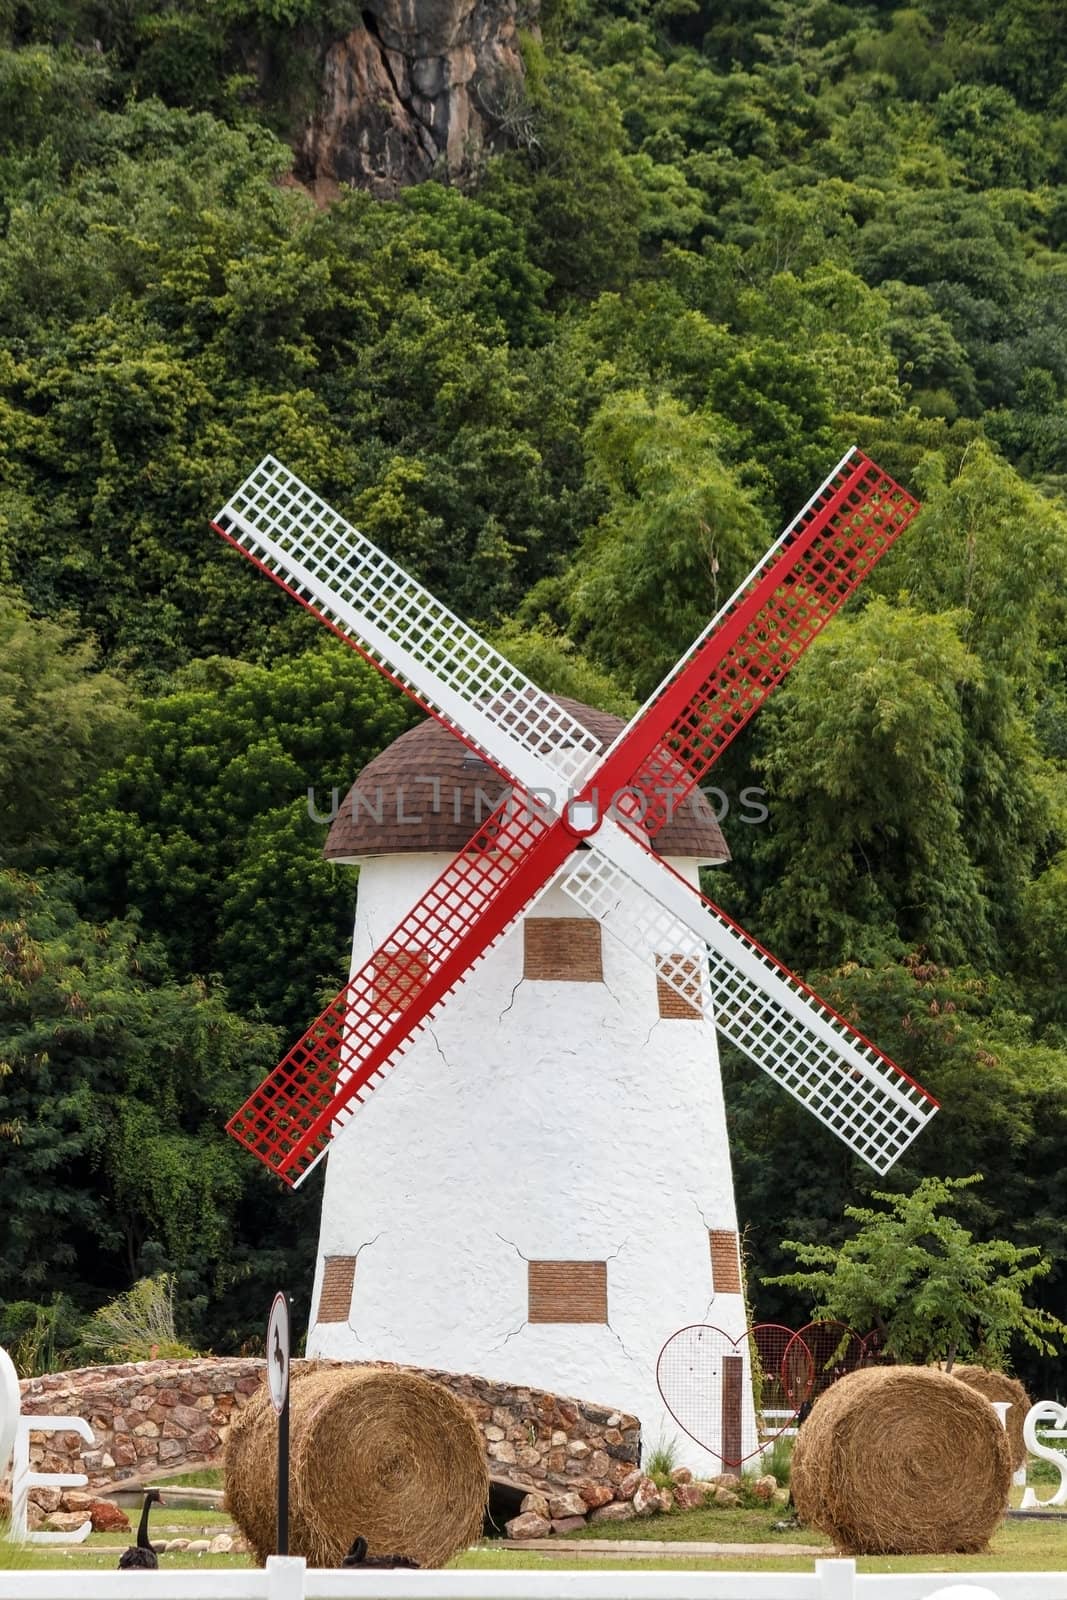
<box><xmin>81</xmin><ymin>1274</ymin><xmax>198</xmax><ymax>1363</ymax></box>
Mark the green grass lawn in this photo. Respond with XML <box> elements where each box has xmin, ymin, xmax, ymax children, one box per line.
<box><xmin>81</xmin><ymin>1507</ymin><xmax>234</xmax><ymax>1545</ymax></box>
<box><xmin>458</xmin><ymin>1504</ymin><xmax>1067</xmax><ymax>1575</ymax></box>
<box><xmin>5</xmin><ymin>1494</ymin><xmax>1067</xmax><ymax>1574</ymax></box>
<box><xmin>151</xmin><ymin>1468</ymin><xmax>225</xmax><ymax>1490</ymax></box>
<box><xmin>0</xmin><ymin>1506</ymin><xmax>247</xmax><ymax>1571</ymax></box>
<box><xmin>563</xmin><ymin>1503</ymin><xmax>826</xmax><ymax>1546</ymax></box>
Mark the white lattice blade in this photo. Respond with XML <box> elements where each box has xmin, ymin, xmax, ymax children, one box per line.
<box><xmin>560</xmin><ymin>830</ymin><xmax>937</xmax><ymax>1174</ymax></box>
<box><xmin>560</xmin><ymin>852</ymin><xmax>713</xmax><ymax>1019</ymax></box>
<box><xmin>216</xmin><ymin>457</ymin><xmax>601</xmax><ymax>794</ymax></box>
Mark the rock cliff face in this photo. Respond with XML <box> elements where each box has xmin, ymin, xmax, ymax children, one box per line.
<box><xmin>296</xmin><ymin>0</ymin><xmax>532</xmax><ymax>198</ymax></box>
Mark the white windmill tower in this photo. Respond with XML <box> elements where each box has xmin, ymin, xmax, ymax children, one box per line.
<box><xmin>211</xmin><ymin>447</ymin><xmax>939</xmax><ymax>1471</ymax></box>
<box><xmin>305</xmin><ymin>697</ymin><xmax>744</xmax><ymax>1471</ymax></box>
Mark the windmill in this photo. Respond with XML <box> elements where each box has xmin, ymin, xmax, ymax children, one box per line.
<box><xmin>211</xmin><ymin>447</ymin><xmax>938</xmax><ymax>1468</ymax></box>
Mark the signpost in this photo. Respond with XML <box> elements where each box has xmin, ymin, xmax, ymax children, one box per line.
<box><xmin>267</xmin><ymin>1292</ymin><xmax>291</xmax><ymax>1556</ymax></box>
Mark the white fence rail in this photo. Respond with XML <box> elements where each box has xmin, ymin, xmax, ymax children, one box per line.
<box><xmin>1</xmin><ymin>1561</ymin><xmax>1066</xmax><ymax>1600</ymax></box>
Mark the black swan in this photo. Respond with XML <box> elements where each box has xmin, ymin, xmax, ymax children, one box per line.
<box><xmin>342</xmin><ymin>1535</ymin><xmax>420</xmax><ymax>1569</ymax></box>
<box><xmin>118</xmin><ymin>1488</ymin><xmax>164</xmax><ymax>1570</ymax></box>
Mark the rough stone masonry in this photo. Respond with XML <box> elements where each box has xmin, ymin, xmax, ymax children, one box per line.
<box><xmin>14</xmin><ymin>1356</ymin><xmax>641</xmax><ymax>1529</ymax></box>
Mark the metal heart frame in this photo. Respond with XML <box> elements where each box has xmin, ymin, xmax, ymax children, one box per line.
<box><xmin>656</xmin><ymin>1322</ymin><xmax>814</xmax><ymax>1468</ymax></box>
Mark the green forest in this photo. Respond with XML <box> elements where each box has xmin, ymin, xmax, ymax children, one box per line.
<box><xmin>0</xmin><ymin>0</ymin><xmax>1065</xmax><ymax>1391</ymax></box>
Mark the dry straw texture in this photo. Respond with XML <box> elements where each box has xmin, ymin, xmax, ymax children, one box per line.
<box><xmin>225</xmin><ymin>1366</ymin><xmax>488</xmax><ymax>1567</ymax></box>
<box><xmin>950</xmin><ymin>1365</ymin><xmax>1031</xmax><ymax>1472</ymax></box>
<box><xmin>792</xmin><ymin>1365</ymin><xmax>1012</xmax><ymax>1555</ymax></box>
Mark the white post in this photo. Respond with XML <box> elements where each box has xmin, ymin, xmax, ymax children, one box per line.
<box><xmin>266</xmin><ymin>1555</ymin><xmax>307</xmax><ymax>1600</ymax></box>
<box><xmin>816</xmin><ymin>1558</ymin><xmax>857</xmax><ymax>1600</ymax></box>
<box><xmin>10</xmin><ymin>1415</ymin><xmax>94</xmax><ymax>1544</ymax></box>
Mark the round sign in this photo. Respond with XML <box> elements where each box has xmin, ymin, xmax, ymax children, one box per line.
<box><xmin>267</xmin><ymin>1293</ymin><xmax>290</xmax><ymax>1416</ymax></box>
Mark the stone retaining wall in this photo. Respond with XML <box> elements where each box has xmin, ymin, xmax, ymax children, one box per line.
<box><xmin>17</xmin><ymin>1357</ymin><xmax>641</xmax><ymax>1525</ymax></box>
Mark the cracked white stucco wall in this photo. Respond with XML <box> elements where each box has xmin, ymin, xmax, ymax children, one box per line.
<box><xmin>307</xmin><ymin>852</ymin><xmax>755</xmax><ymax>1473</ymax></box>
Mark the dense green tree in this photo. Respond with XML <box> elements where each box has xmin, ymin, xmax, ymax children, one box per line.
<box><xmin>769</xmin><ymin>1175</ymin><xmax>1066</xmax><ymax>1368</ymax></box>
<box><xmin>532</xmin><ymin>390</ymin><xmax>767</xmax><ymax>695</ymax></box>
<box><xmin>73</xmin><ymin>649</ymin><xmax>413</xmax><ymax>1035</ymax></box>
<box><xmin>727</xmin><ymin>953</ymin><xmax>1067</xmax><ymax>1396</ymax></box>
<box><xmin>932</xmin><ymin>83</ymin><xmax>1050</xmax><ymax>189</ymax></box>
<box><xmin>0</xmin><ymin>595</ymin><xmax>132</xmax><ymax>867</ymax></box>
<box><xmin>1020</xmin><ymin>852</ymin><xmax>1067</xmax><ymax>1032</ymax></box>
<box><xmin>2</xmin><ymin>0</ymin><xmax>1067</xmax><ymax>1366</ymax></box>
<box><xmin>753</xmin><ymin>601</ymin><xmax>988</xmax><ymax>967</ymax></box>
<box><xmin>1</xmin><ymin>112</ymin><xmax>597</xmax><ymax>666</ymax></box>
<box><xmin>0</xmin><ymin>870</ymin><xmax>279</xmax><ymax>1315</ymax></box>
<box><xmin>490</xmin><ymin>619</ymin><xmax>635</xmax><ymax>718</ymax></box>
<box><xmin>478</xmin><ymin>45</ymin><xmax>644</xmax><ymax>297</ymax></box>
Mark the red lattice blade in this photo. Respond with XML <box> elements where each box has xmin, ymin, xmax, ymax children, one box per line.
<box><xmin>227</xmin><ymin>792</ymin><xmax>576</xmax><ymax>1185</ymax></box>
<box><xmin>594</xmin><ymin>450</ymin><xmax>920</xmax><ymax>839</ymax></box>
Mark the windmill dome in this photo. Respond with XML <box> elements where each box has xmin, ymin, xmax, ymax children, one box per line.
<box><xmin>324</xmin><ymin>694</ymin><xmax>730</xmax><ymax>865</ymax></box>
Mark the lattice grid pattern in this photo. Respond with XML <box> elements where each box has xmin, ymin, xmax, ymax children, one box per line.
<box><xmin>215</xmin><ymin>457</ymin><xmax>601</xmax><ymax>788</ymax></box>
<box><xmin>227</xmin><ymin>792</ymin><xmax>573</xmax><ymax>1185</ymax></box>
<box><xmin>214</xmin><ymin>449</ymin><xmax>938</xmax><ymax>1184</ymax></box>
<box><xmin>558</xmin><ymin>848</ymin><xmax>713</xmax><ymax>1013</ymax></box>
<box><xmin>751</xmin><ymin>1323</ymin><xmax>815</xmax><ymax>1417</ymax></box>
<box><xmin>786</xmin><ymin>1321</ymin><xmax>870</xmax><ymax>1403</ymax></box>
<box><xmin>658</xmin><ymin>1323</ymin><xmax>813</xmax><ymax>1466</ymax></box>
<box><xmin>559</xmin><ymin>846</ymin><xmax>936</xmax><ymax>1173</ymax></box>
<box><xmin>657</xmin><ymin>955</ymin><xmax>704</xmax><ymax>1019</ymax></box>
<box><xmin>703</xmin><ymin>895</ymin><xmax>935</xmax><ymax>1173</ymax></box>
<box><xmin>370</xmin><ymin>951</ymin><xmax>432</xmax><ymax>1014</ymax></box>
<box><xmin>609</xmin><ymin>453</ymin><xmax>921</xmax><ymax>839</ymax></box>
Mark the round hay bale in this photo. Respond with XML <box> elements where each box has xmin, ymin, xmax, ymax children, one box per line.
<box><xmin>791</xmin><ymin>1365</ymin><xmax>1011</xmax><ymax>1555</ymax></box>
<box><xmin>225</xmin><ymin>1366</ymin><xmax>487</xmax><ymax>1567</ymax></box>
<box><xmin>949</xmin><ymin>1365</ymin><xmax>1031</xmax><ymax>1473</ymax></box>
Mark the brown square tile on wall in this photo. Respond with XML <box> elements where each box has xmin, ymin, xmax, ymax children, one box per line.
<box><xmin>523</xmin><ymin>918</ymin><xmax>604</xmax><ymax>982</ymax></box>
<box><xmin>655</xmin><ymin>955</ymin><xmax>704</xmax><ymax>1019</ymax></box>
<box><xmin>316</xmin><ymin>1256</ymin><xmax>357</xmax><ymax>1323</ymax></box>
<box><xmin>528</xmin><ymin>1260</ymin><xmax>608</xmax><ymax>1323</ymax></box>
<box><xmin>371</xmin><ymin>949</ymin><xmax>431</xmax><ymax>1013</ymax></box>
<box><xmin>709</xmin><ymin>1230</ymin><xmax>742</xmax><ymax>1295</ymax></box>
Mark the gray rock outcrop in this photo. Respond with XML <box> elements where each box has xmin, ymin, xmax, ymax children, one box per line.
<box><xmin>296</xmin><ymin>0</ymin><xmax>534</xmax><ymax>197</ymax></box>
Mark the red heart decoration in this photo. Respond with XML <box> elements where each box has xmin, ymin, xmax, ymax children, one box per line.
<box><xmin>656</xmin><ymin>1322</ymin><xmax>813</xmax><ymax>1466</ymax></box>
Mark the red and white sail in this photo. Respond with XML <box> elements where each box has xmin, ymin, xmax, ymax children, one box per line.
<box><xmin>213</xmin><ymin>448</ymin><xmax>937</xmax><ymax>1185</ymax></box>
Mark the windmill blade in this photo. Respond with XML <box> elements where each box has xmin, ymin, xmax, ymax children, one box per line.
<box><xmin>559</xmin><ymin>831</ymin><xmax>937</xmax><ymax>1174</ymax></box>
<box><xmin>216</xmin><ymin>450</ymin><xmax>932</xmax><ymax>1184</ymax></box>
<box><xmin>590</xmin><ymin>450</ymin><xmax>921</xmax><ymax>841</ymax></box>
<box><xmin>228</xmin><ymin>789</ymin><xmax>583</xmax><ymax>1186</ymax></box>
<box><xmin>213</xmin><ymin>457</ymin><xmax>601</xmax><ymax>793</ymax></box>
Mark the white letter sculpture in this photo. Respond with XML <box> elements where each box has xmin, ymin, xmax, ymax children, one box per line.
<box><xmin>1021</xmin><ymin>1400</ymin><xmax>1067</xmax><ymax>1509</ymax></box>
<box><xmin>0</xmin><ymin>1346</ymin><xmax>18</xmax><ymax>1480</ymax></box>
<box><xmin>0</xmin><ymin>1345</ymin><xmax>95</xmax><ymax>1544</ymax></box>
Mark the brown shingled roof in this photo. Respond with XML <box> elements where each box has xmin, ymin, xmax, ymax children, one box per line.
<box><xmin>324</xmin><ymin>696</ymin><xmax>730</xmax><ymax>865</ymax></box>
